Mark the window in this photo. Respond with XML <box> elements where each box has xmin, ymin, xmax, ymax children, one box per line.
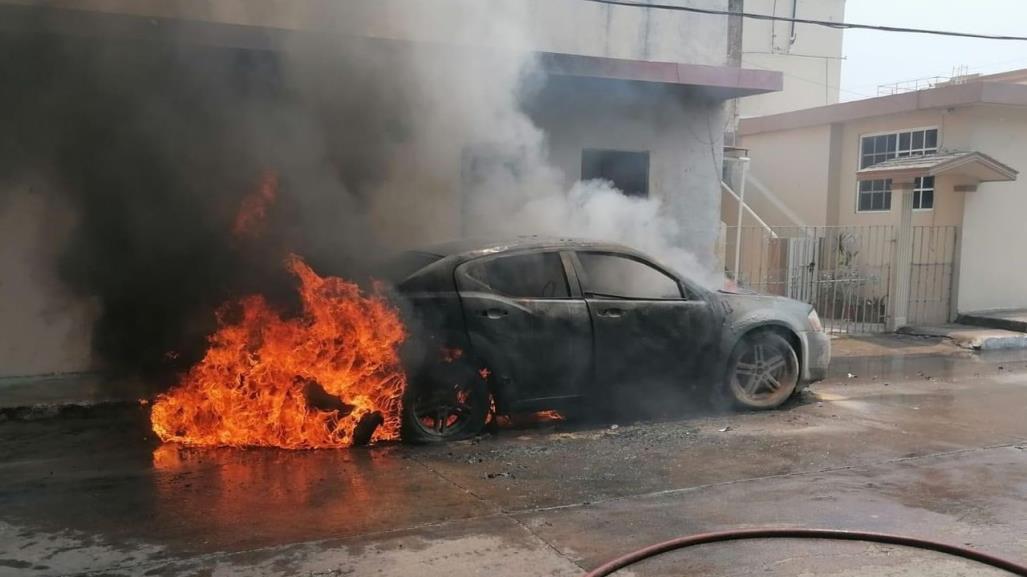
<box><xmin>858</xmin><ymin>179</ymin><xmax>891</xmax><ymax>212</ymax></box>
<box><xmin>581</xmin><ymin>149</ymin><xmax>650</xmax><ymax>198</ymax></box>
<box><xmin>577</xmin><ymin>253</ymin><xmax>681</xmax><ymax>300</ymax></box>
<box><xmin>858</xmin><ymin>128</ymin><xmax>939</xmax><ymax>213</ymax></box>
<box><xmin>913</xmin><ymin>176</ymin><xmax>935</xmax><ymax>210</ymax></box>
<box><xmin>860</xmin><ymin>128</ymin><xmax>938</xmax><ymax>169</ymax></box>
<box><xmin>461</xmin><ymin>252</ymin><xmax>570</xmax><ymax>298</ymax></box>
<box><xmin>858</xmin><ymin>176</ymin><xmax>934</xmax><ymax>212</ymax></box>
<box><xmin>381</xmin><ymin>251</ymin><xmax>443</xmax><ymax>285</ymax></box>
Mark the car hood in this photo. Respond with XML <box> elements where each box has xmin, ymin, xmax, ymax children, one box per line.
<box><xmin>716</xmin><ymin>288</ymin><xmax>813</xmax><ymax>317</ymax></box>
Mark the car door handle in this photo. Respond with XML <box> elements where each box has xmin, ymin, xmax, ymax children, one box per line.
<box><xmin>481</xmin><ymin>308</ymin><xmax>508</xmax><ymax>319</ymax></box>
<box><xmin>597</xmin><ymin>308</ymin><xmax>623</xmax><ymax>318</ymax></box>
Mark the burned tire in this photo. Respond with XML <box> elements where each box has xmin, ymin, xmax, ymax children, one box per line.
<box><xmin>401</xmin><ymin>363</ymin><xmax>488</xmax><ymax>443</ymax></box>
<box><xmin>724</xmin><ymin>331</ymin><xmax>799</xmax><ymax>410</ymax></box>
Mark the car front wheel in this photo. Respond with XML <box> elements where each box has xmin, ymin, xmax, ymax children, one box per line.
<box><xmin>401</xmin><ymin>365</ymin><xmax>488</xmax><ymax>443</ymax></box>
<box><xmin>725</xmin><ymin>331</ymin><xmax>800</xmax><ymax>410</ymax></box>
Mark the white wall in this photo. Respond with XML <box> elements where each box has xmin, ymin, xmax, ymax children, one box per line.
<box><xmin>739</xmin><ymin>0</ymin><xmax>846</xmax><ymax>117</ymax></box>
<box><xmin>956</xmin><ymin>106</ymin><xmax>1027</xmax><ymax>312</ymax></box>
<box><xmin>739</xmin><ymin>123</ymin><xmax>832</xmax><ymax>226</ymax></box>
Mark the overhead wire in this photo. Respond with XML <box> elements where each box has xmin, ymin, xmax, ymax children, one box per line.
<box><xmin>580</xmin><ymin>0</ymin><xmax>1027</xmax><ymax>41</ymax></box>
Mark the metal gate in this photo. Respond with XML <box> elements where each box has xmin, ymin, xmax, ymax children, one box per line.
<box><xmin>908</xmin><ymin>226</ymin><xmax>959</xmax><ymax>326</ymax></box>
<box><xmin>724</xmin><ymin>225</ymin><xmax>958</xmax><ymax>334</ymax></box>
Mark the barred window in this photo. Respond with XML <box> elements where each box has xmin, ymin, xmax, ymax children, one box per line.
<box><xmin>858</xmin><ymin>176</ymin><xmax>935</xmax><ymax>213</ymax></box>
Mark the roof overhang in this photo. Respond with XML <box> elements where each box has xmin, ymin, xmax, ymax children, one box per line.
<box><xmin>857</xmin><ymin>151</ymin><xmax>1018</xmax><ymax>185</ymax></box>
<box><xmin>740</xmin><ymin>81</ymin><xmax>1027</xmax><ymax>136</ymax></box>
<box><xmin>538</xmin><ymin>53</ymin><xmax>782</xmax><ymax>99</ymax></box>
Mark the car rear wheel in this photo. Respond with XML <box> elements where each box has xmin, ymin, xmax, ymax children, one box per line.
<box><xmin>725</xmin><ymin>331</ymin><xmax>799</xmax><ymax>410</ymax></box>
<box><xmin>401</xmin><ymin>366</ymin><xmax>488</xmax><ymax>443</ymax></box>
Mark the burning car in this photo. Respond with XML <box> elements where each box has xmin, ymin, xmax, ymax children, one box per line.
<box><xmin>390</xmin><ymin>237</ymin><xmax>831</xmax><ymax>443</ymax></box>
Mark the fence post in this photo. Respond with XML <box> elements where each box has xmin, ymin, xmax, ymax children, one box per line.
<box><xmin>949</xmin><ymin>226</ymin><xmax>962</xmax><ymax>323</ymax></box>
<box><xmin>887</xmin><ymin>181</ymin><xmax>915</xmax><ymax>331</ymax></box>
<box><xmin>731</xmin><ymin>157</ymin><xmax>751</xmax><ymax>282</ymax></box>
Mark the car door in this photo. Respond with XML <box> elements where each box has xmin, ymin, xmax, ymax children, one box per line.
<box><xmin>456</xmin><ymin>250</ymin><xmax>592</xmax><ymax>407</ymax></box>
<box><xmin>572</xmin><ymin>251</ymin><xmax>717</xmax><ymax>398</ymax></box>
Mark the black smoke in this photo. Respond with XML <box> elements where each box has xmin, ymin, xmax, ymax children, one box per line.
<box><xmin>0</xmin><ymin>26</ymin><xmax>419</xmax><ymax>381</ymax></box>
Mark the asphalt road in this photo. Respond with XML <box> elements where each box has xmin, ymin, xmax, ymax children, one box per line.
<box><xmin>2</xmin><ymin>348</ymin><xmax>1026</xmax><ymax>576</ymax></box>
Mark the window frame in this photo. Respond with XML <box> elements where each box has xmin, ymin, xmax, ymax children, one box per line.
<box><xmin>856</xmin><ymin>178</ymin><xmax>892</xmax><ymax>213</ymax></box>
<box><xmin>571</xmin><ymin>250</ymin><xmax>687</xmax><ymax>301</ymax></box>
<box><xmin>913</xmin><ymin>175</ymin><xmax>935</xmax><ymax>211</ymax></box>
<box><xmin>455</xmin><ymin>250</ymin><xmax>574</xmax><ymax>300</ymax></box>
<box><xmin>856</xmin><ymin>126</ymin><xmax>940</xmax><ymax>214</ymax></box>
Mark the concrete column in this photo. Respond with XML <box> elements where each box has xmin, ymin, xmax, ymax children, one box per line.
<box><xmin>888</xmin><ymin>180</ymin><xmax>915</xmax><ymax>331</ymax></box>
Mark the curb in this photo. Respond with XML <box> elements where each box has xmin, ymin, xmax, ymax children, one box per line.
<box><xmin>896</xmin><ymin>326</ymin><xmax>1027</xmax><ymax>351</ymax></box>
<box><xmin>0</xmin><ymin>400</ymin><xmax>141</xmax><ymax>422</ymax></box>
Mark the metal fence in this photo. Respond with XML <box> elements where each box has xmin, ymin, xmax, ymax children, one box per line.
<box><xmin>908</xmin><ymin>226</ymin><xmax>960</xmax><ymax>326</ymax></box>
<box><xmin>723</xmin><ymin>225</ymin><xmax>958</xmax><ymax>334</ymax></box>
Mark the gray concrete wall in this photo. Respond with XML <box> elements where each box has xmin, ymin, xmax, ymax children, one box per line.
<box><xmin>1</xmin><ymin>0</ymin><xmax>731</xmax><ymax>66</ymax></box>
<box><xmin>0</xmin><ymin>184</ymin><xmax>98</xmax><ymax>377</ymax></box>
<box><xmin>531</xmin><ymin>80</ymin><xmax>725</xmax><ymax>272</ymax></box>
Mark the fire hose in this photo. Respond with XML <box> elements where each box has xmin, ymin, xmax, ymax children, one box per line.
<box><xmin>583</xmin><ymin>528</ymin><xmax>1027</xmax><ymax>576</ymax></box>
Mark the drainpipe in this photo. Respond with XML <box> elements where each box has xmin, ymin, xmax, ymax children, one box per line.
<box><xmin>789</xmin><ymin>0</ymin><xmax>798</xmax><ymax>47</ymax></box>
<box><xmin>732</xmin><ymin>156</ymin><xmax>751</xmax><ymax>282</ymax></box>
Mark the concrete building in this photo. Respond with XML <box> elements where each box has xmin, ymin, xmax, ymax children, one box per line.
<box><xmin>737</xmin><ymin>0</ymin><xmax>847</xmax><ymax>119</ymax></box>
<box><xmin>737</xmin><ymin>70</ymin><xmax>1027</xmax><ymax>325</ymax></box>
<box><xmin>0</xmin><ymin>1</ymin><xmax>780</xmax><ymax>378</ymax></box>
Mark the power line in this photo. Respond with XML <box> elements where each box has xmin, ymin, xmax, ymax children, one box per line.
<box><xmin>740</xmin><ymin>58</ymin><xmax>874</xmax><ymax>100</ymax></box>
<box><xmin>581</xmin><ymin>0</ymin><xmax>1027</xmax><ymax>41</ymax></box>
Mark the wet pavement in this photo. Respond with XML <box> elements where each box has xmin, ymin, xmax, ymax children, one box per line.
<box><xmin>2</xmin><ymin>349</ymin><xmax>1027</xmax><ymax>576</ymax></box>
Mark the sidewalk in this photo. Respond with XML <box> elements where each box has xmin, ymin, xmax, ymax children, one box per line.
<box><xmin>897</xmin><ymin>324</ymin><xmax>1027</xmax><ymax>351</ymax></box>
<box><xmin>830</xmin><ymin>332</ymin><xmax>966</xmax><ymax>359</ymax></box>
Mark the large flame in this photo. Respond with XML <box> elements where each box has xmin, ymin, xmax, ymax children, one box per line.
<box><xmin>150</xmin><ymin>255</ymin><xmax>407</xmax><ymax>448</ymax></box>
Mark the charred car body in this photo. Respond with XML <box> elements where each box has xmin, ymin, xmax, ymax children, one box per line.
<box><xmin>386</xmin><ymin>237</ymin><xmax>830</xmax><ymax>443</ymax></box>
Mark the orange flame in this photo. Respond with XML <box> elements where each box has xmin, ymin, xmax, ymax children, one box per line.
<box><xmin>150</xmin><ymin>255</ymin><xmax>407</xmax><ymax>448</ymax></box>
<box><xmin>233</xmin><ymin>171</ymin><xmax>278</xmax><ymax>238</ymax></box>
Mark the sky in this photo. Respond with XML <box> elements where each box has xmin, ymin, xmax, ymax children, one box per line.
<box><xmin>840</xmin><ymin>0</ymin><xmax>1027</xmax><ymax>100</ymax></box>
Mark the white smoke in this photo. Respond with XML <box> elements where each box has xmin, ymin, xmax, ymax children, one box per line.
<box><xmin>320</xmin><ymin>0</ymin><xmax>723</xmax><ymax>288</ymax></box>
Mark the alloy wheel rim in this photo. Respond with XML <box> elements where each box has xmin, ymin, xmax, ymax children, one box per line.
<box><xmin>412</xmin><ymin>385</ymin><xmax>473</xmax><ymax>437</ymax></box>
<box><xmin>734</xmin><ymin>343</ymin><xmax>794</xmax><ymax>402</ymax></box>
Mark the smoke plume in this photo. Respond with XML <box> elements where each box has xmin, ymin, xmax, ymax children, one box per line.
<box><xmin>0</xmin><ymin>2</ymin><xmax>717</xmax><ymax>380</ymax></box>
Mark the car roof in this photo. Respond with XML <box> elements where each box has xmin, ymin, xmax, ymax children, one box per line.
<box><xmin>419</xmin><ymin>236</ymin><xmax>639</xmax><ymax>259</ymax></box>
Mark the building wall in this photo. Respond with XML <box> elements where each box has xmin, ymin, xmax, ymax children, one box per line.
<box><xmin>738</xmin><ymin>123</ymin><xmax>832</xmax><ymax>226</ymax></box>
<box><xmin>1</xmin><ymin>0</ymin><xmax>731</xmax><ymax>66</ymax></box>
<box><xmin>955</xmin><ymin>106</ymin><xmax>1027</xmax><ymax>312</ymax></box>
<box><xmin>834</xmin><ymin>109</ymin><xmax>966</xmax><ymax>228</ymax></box>
<box><xmin>532</xmin><ymin>81</ymin><xmax>725</xmax><ymax>270</ymax></box>
<box><xmin>738</xmin><ymin>0</ymin><xmax>845</xmax><ymax>118</ymax></box>
<box><xmin>741</xmin><ymin>106</ymin><xmax>991</xmax><ymax>230</ymax></box>
<box><xmin>0</xmin><ymin>185</ymin><xmax>98</xmax><ymax>377</ymax></box>
<box><xmin>0</xmin><ymin>90</ymin><xmax>729</xmax><ymax>378</ymax></box>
